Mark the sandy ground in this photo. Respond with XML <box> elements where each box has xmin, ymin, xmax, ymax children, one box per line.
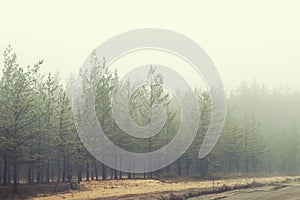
<box><xmin>31</xmin><ymin>176</ymin><xmax>300</xmax><ymax>200</ymax></box>
<box><xmin>190</xmin><ymin>182</ymin><xmax>300</xmax><ymax>200</ymax></box>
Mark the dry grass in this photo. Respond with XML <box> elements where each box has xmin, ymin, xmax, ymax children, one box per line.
<box><xmin>29</xmin><ymin>176</ymin><xmax>300</xmax><ymax>200</ymax></box>
<box><xmin>0</xmin><ymin>182</ymin><xmax>70</xmax><ymax>200</ymax></box>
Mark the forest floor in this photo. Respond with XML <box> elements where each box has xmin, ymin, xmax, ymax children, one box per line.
<box><xmin>1</xmin><ymin>176</ymin><xmax>300</xmax><ymax>200</ymax></box>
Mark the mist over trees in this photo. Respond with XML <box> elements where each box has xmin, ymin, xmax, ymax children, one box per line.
<box><xmin>0</xmin><ymin>46</ymin><xmax>300</xmax><ymax>193</ymax></box>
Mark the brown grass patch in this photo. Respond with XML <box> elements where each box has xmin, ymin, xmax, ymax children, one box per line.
<box><xmin>27</xmin><ymin>176</ymin><xmax>300</xmax><ymax>200</ymax></box>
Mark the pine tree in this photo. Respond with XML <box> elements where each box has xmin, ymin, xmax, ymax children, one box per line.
<box><xmin>55</xmin><ymin>86</ymin><xmax>76</xmax><ymax>182</ymax></box>
<box><xmin>196</xmin><ymin>91</ymin><xmax>212</xmax><ymax>176</ymax></box>
<box><xmin>221</xmin><ymin>114</ymin><xmax>243</xmax><ymax>172</ymax></box>
<box><xmin>131</xmin><ymin>66</ymin><xmax>171</xmax><ymax>178</ymax></box>
<box><xmin>242</xmin><ymin>115</ymin><xmax>265</xmax><ymax>173</ymax></box>
<box><xmin>0</xmin><ymin>45</ymin><xmax>43</xmax><ymax>192</ymax></box>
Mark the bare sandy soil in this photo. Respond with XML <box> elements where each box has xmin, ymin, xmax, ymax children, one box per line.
<box><xmin>31</xmin><ymin>176</ymin><xmax>300</xmax><ymax>200</ymax></box>
<box><xmin>190</xmin><ymin>182</ymin><xmax>300</xmax><ymax>200</ymax></box>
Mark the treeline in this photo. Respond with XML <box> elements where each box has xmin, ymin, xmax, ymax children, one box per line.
<box><xmin>0</xmin><ymin>46</ymin><xmax>299</xmax><ymax>193</ymax></box>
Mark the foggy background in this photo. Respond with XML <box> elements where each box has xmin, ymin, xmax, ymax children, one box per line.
<box><xmin>0</xmin><ymin>0</ymin><xmax>299</xmax><ymax>91</ymax></box>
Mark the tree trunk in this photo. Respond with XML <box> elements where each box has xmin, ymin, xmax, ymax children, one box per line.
<box><xmin>253</xmin><ymin>157</ymin><xmax>257</xmax><ymax>173</ymax></box>
<box><xmin>102</xmin><ymin>164</ymin><xmax>107</xmax><ymax>180</ymax></box>
<box><xmin>0</xmin><ymin>160</ymin><xmax>2</xmax><ymax>184</ymax></box>
<box><xmin>166</xmin><ymin>165</ymin><xmax>170</xmax><ymax>175</ymax></box>
<box><xmin>46</xmin><ymin>161</ymin><xmax>50</xmax><ymax>183</ymax></box>
<box><xmin>51</xmin><ymin>165</ymin><xmax>54</xmax><ymax>182</ymax></box>
<box><xmin>41</xmin><ymin>172</ymin><xmax>44</xmax><ymax>183</ymax></box>
<box><xmin>235</xmin><ymin>158</ymin><xmax>239</xmax><ymax>173</ymax></box>
<box><xmin>3</xmin><ymin>157</ymin><xmax>7</xmax><ymax>185</ymax></box>
<box><xmin>110</xmin><ymin>168</ymin><xmax>113</xmax><ymax>179</ymax></box>
<box><xmin>67</xmin><ymin>160</ymin><xmax>72</xmax><ymax>183</ymax></box>
<box><xmin>36</xmin><ymin>171</ymin><xmax>41</xmax><ymax>183</ymax></box>
<box><xmin>127</xmin><ymin>172</ymin><xmax>132</xmax><ymax>179</ymax></box>
<box><xmin>177</xmin><ymin>159</ymin><xmax>181</xmax><ymax>176</ymax></box>
<box><xmin>77</xmin><ymin>164</ymin><xmax>82</xmax><ymax>184</ymax></box>
<box><xmin>91</xmin><ymin>169</ymin><xmax>94</xmax><ymax>180</ymax></box>
<box><xmin>7</xmin><ymin>164</ymin><xmax>11</xmax><ymax>184</ymax></box>
<box><xmin>63</xmin><ymin>154</ymin><xmax>66</xmax><ymax>182</ymax></box>
<box><xmin>31</xmin><ymin>167</ymin><xmax>34</xmax><ymax>183</ymax></box>
<box><xmin>57</xmin><ymin>160</ymin><xmax>61</xmax><ymax>182</ymax></box>
<box><xmin>114</xmin><ymin>169</ymin><xmax>118</xmax><ymax>180</ymax></box>
<box><xmin>148</xmin><ymin>138</ymin><xmax>153</xmax><ymax>179</ymax></box>
<box><xmin>12</xmin><ymin>161</ymin><xmax>18</xmax><ymax>193</ymax></box>
<box><xmin>86</xmin><ymin>160</ymin><xmax>90</xmax><ymax>181</ymax></box>
<box><xmin>94</xmin><ymin>160</ymin><xmax>98</xmax><ymax>181</ymax></box>
<box><xmin>27</xmin><ymin>164</ymin><xmax>32</xmax><ymax>184</ymax></box>
<box><xmin>119</xmin><ymin>171</ymin><xmax>122</xmax><ymax>179</ymax></box>
<box><xmin>245</xmin><ymin>154</ymin><xmax>249</xmax><ymax>174</ymax></box>
<box><xmin>185</xmin><ymin>156</ymin><xmax>189</xmax><ymax>175</ymax></box>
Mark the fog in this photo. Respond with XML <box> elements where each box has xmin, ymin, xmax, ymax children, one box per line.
<box><xmin>2</xmin><ymin>2</ymin><xmax>300</xmax><ymax>199</ymax></box>
<box><xmin>0</xmin><ymin>0</ymin><xmax>300</xmax><ymax>91</ymax></box>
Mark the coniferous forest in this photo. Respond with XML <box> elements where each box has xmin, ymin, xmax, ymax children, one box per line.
<box><xmin>1</xmin><ymin>45</ymin><xmax>300</xmax><ymax>195</ymax></box>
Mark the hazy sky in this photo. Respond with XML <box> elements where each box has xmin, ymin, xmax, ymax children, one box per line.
<box><xmin>0</xmin><ymin>0</ymin><xmax>299</xmax><ymax>91</ymax></box>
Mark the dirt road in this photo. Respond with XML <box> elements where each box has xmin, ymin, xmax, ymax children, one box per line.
<box><xmin>190</xmin><ymin>182</ymin><xmax>300</xmax><ymax>200</ymax></box>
